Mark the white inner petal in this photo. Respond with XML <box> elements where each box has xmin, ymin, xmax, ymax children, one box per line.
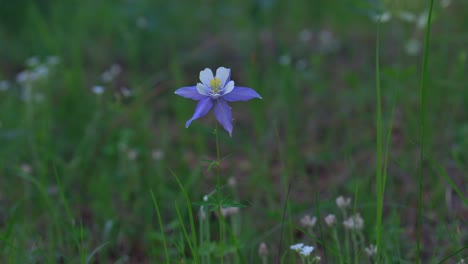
<box><xmin>199</xmin><ymin>68</ymin><xmax>214</xmax><ymax>87</ymax></box>
<box><xmin>196</xmin><ymin>83</ymin><xmax>210</xmax><ymax>95</ymax></box>
<box><xmin>215</xmin><ymin>67</ymin><xmax>230</xmax><ymax>87</ymax></box>
<box><xmin>221</xmin><ymin>80</ymin><xmax>234</xmax><ymax>95</ymax></box>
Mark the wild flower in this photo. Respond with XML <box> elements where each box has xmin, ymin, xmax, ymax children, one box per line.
<box><xmin>92</xmin><ymin>85</ymin><xmax>105</xmax><ymax>95</ymax></box>
<box><xmin>364</xmin><ymin>244</ymin><xmax>378</xmax><ymax>257</ymax></box>
<box><xmin>151</xmin><ymin>149</ymin><xmax>164</xmax><ymax>160</ymax></box>
<box><xmin>0</xmin><ymin>80</ymin><xmax>10</xmax><ymax>91</ymax></box>
<box><xmin>300</xmin><ymin>214</ymin><xmax>317</xmax><ymax>228</ymax></box>
<box><xmin>258</xmin><ymin>242</ymin><xmax>268</xmax><ymax>256</ymax></box>
<box><xmin>290</xmin><ymin>243</ymin><xmax>304</xmax><ymax>251</ymax></box>
<box><xmin>336</xmin><ymin>196</ymin><xmax>351</xmax><ymax>209</ymax></box>
<box><xmin>324</xmin><ymin>214</ymin><xmax>336</xmax><ymax>227</ymax></box>
<box><xmin>299</xmin><ymin>245</ymin><xmax>314</xmax><ymax>257</ymax></box>
<box><xmin>220</xmin><ymin>207</ymin><xmax>239</xmax><ymax>217</ymax></box>
<box><xmin>343</xmin><ymin>213</ymin><xmax>364</xmax><ymax>230</ymax></box>
<box><xmin>174</xmin><ymin>67</ymin><xmax>262</xmax><ymax>136</ymax></box>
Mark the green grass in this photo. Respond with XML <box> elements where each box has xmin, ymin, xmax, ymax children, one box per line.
<box><xmin>0</xmin><ymin>0</ymin><xmax>467</xmax><ymax>263</ymax></box>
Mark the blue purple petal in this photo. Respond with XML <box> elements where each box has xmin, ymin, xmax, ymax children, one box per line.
<box><xmin>222</xmin><ymin>86</ymin><xmax>262</xmax><ymax>102</ymax></box>
<box><xmin>185</xmin><ymin>97</ymin><xmax>214</xmax><ymax>127</ymax></box>
<box><xmin>175</xmin><ymin>86</ymin><xmax>205</xmax><ymax>100</ymax></box>
<box><xmin>214</xmin><ymin>99</ymin><xmax>233</xmax><ymax>136</ymax></box>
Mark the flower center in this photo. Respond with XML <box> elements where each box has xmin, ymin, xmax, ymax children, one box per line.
<box><xmin>209</xmin><ymin>77</ymin><xmax>222</xmax><ymax>93</ymax></box>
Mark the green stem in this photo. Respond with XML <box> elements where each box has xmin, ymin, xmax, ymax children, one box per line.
<box><xmin>417</xmin><ymin>1</ymin><xmax>434</xmax><ymax>263</ymax></box>
<box><xmin>215</xmin><ymin>124</ymin><xmax>224</xmax><ymax>263</ymax></box>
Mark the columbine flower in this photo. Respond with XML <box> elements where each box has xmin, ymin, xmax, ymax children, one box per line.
<box><xmin>175</xmin><ymin>67</ymin><xmax>262</xmax><ymax>136</ymax></box>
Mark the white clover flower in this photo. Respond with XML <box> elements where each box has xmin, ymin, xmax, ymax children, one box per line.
<box><xmin>324</xmin><ymin>214</ymin><xmax>336</xmax><ymax>227</ymax></box>
<box><xmin>92</xmin><ymin>85</ymin><xmax>105</xmax><ymax>95</ymax></box>
<box><xmin>300</xmin><ymin>215</ymin><xmax>317</xmax><ymax>228</ymax></box>
<box><xmin>299</xmin><ymin>245</ymin><xmax>314</xmax><ymax>257</ymax></box>
<box><xmin>365</xmin><ymin>244</ymin><xmax>378</xmax><ymax>257</ymax></box>
<box><xmin>343</xmin><ymin>213</ymin><xmax>364</xmax><ymax>230</ymax></box>
<box><xmin>336</xmin><ymin>196</ymin><xmax>351</xmax><ymax>209</ymax></box>
<box><xmin>290</xmin><ymin>243</ymin><xmax>304</xmax><ymax>251</ymax></box>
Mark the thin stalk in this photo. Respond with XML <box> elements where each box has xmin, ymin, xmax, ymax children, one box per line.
<box><xmin>375</xmin><ymin>15</ymin><xmax>384</xmax><ymax>259</ymax></box>
<box><xmin>214</xmin><ymin>124</ymin><xmax>224</xmax><ymax>263</ymax></box>
<box><xmin>417</xmin><ymin>0</ymin><xmax>435</xmax><ymax>263</ymax></box>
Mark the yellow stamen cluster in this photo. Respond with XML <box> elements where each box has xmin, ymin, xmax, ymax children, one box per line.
<box><xmin>209</xmin><ymin>77</ymin><xmax>222</xmax><ymax>93</ymax></box>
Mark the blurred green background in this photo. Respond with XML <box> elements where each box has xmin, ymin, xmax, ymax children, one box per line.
<box><xmin>0</xmin><ymin>0</ymin><xmax>467</xmax><ymax>263</ymax></box>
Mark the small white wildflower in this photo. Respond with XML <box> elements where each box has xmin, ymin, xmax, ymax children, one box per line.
<box><xmin>203</xmin><ymin>195</ymin><xmax>209</xmax><ymax>202</ymax></box>
<box><xmin>440</xmin><ymin>0</ymin><xmax>451</xmax><ymax>8</ymax></box>
<box><xmin>16</xmin><ymin>71</ymin><xmax>31</xmax><ymax>84</ymax></box>
<box><xmin>26</xmin><ymin>56</ymin><xmax>40</xmax><ymax>67</ymax></box>
<box><xmin>101</xmin><ymin>71</ymin><xmax>113</xmax><ymax>83</ymax></box>
<box><xmin>21</xmin><ymin>164</ymin><xmax>32</xmax><ymax>174</ymax></box>
<box><xmin>295</xmin><ymin>59</ymin><xmax>307</xmax><ymax>70</ymax></box>
<box><xmin>298</xmin><ymin>29</ymin><xmax>313</xmax><ymax>42</ymax></box>
<box><xmin>397</xmin><ymin>11</ymin><xmax>416</xmax><ymax>22</ymax></box>
<box><xmin>199</xmin><ymin>207</ymin><xmax>206</xmax><ymax>220</ymax></box>
<box><xmin>456</xmin><ymin>259</ymin><xmax>466</xmax><ymax>264</ymax></box>
<box><xmin>372</xmin><ymin>12</ymin><xmax>391</xmax><ymax>23</ymax></box>
<box><xmin>109</xmin><ymin>64</ymin><xmax>122</xmax><ymax>76</ymax></box>
<box><xmin>127</xmin><ymin>149</ymin><xmax>138</xmax><ymax>160</ymax></box>
<box><xmin>0</xmin><ymin>80</ymin><xmax>10</xmax><ymax>91</ymax></box>
<box><xmin>299</xmin><ymin>245</ymin><xmax>314</xmax><ymax>256</ymax></box>
<box><xmin>405</xmin><ymin>38</ymin><xmax>421</xmax><ymax>56</ymax></box>
<box><xmin>220</xmin><ymin>207</ymin><xmax>239</xmax><ymax>217</ymax></box>
<box><xmin>300</xmin><ymin>215</ymin><xmax>317</xmax><ymax>228</ymax></box>
<box><xmin>227</xmin><ymin>177</ymin><xmax>237</xmax><ymax>188</ymax></box>
<box><xmin>318</xmin><ymin>30</ymin><xmax>339</xmax><ymax>53</ymax></box>
<box><xmin>324</xmin><ymin>214</ymin><xmax>336</xmax><ymax>227</ymax></box>
<box><xmin>33</xmin><ymin>65</ymin><xmax>49</xmax><ymax>79</ymax></box>
<box><xmin>364</xmin><ymin>244</ymin><xmax>378</xmax><ymax>257</ymax></box>
<box><xmin>279</xmin><ymin>54</ymin><xmax>291</xmax><ymax>66</ymax></box>
<box><xmin>416</xmin><ymin>10</ymin><xmax>429</xmax><ymax>29</ymax></box>
<box><xmin>258</xmin><ymin>242</ymin><xmax>268</xmax><ymax>256</ymax></box>
<box><xmin>151</xmin><ymin>149</ymin><xmax>164</xmax><ymax>160</ymax></box>
<box><xmin>343</xmin><ymin>213</ymin><xmax>364</xmax><ymax>230</ymax></box>
<box><xmin>121</xmin><ymin>86</ymin><xmax>133</xmax><ymax>97</ymax></box>
<box><xmin>136</xmin><ymin>17</ymin><xmax>148</xmax><ymax>29</ymax></box>
<box><xmin>290</xmin><ymin>243</ymin><xmax>304</xmax><ymax>251</ymax></box>
<box><xmin>46</xmin><ymin>56</ymin><xmax>60</xmax><ymax>66</ymax></box>
<box><xmin>336</xmin><ymin>196</ymin><xmax>351</xmax><ymax>209</ymax></box>
<box><xmin>92</xmin><ymin>85</ymin><xmax>105</xmax><ymax>95</ymax></box>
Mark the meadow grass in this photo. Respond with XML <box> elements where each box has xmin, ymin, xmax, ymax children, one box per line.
<box><xmin>0</xmin><ymin>0</ymin><xmax>467</xmax><ymax>263</ymax></box>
